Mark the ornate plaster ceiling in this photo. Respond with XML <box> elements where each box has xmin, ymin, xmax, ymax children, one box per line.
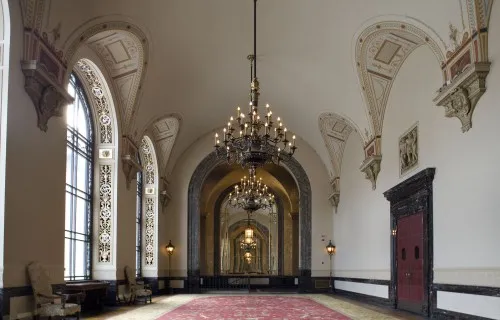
<box><xmin>355</xmin><ymin>21</ymin><xmax>445</xmax><ymax>137</ymax></box>
<box><xmin>149</xmin><ymin>116</ymin><xmax>180</xmax><ymax>177</ymax></box>
<box><xmin>319</xmin><ymin>113</ymin><xmax>357</xmax><ymax>177</ymax></box>
<box><xmin>49</xmin><ymin>0</ymin><xmax>475</xmax><ymax>174</ymax></box>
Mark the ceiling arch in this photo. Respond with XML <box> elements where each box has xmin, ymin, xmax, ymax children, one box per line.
<box><xmin>353</xmin><ymin>16</ymin><xmax>446</xmax><ymax>137</ymax></box>
<box><xmin>143</xmin><ymin>115</ymin><xmax>181</xmax><ymax>178</ymax></box>
<box><xmin>318</xmin><ymin>112</ymin><xmax>364</xmax><ymax>178</ymax></box>
<box><xmin>63</xmin><ymin>18</ymin><xmax>150</xmax><ymax>137</ymax></box>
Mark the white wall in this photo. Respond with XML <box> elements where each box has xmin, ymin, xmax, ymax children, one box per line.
<box><xmin>160</xmin><ymin>131</ymin><xmax>332</xmax><ymax>277</ymax></box>
<box><xmin>333</xmin><ymin>4</ymin><xmax>500</xmax><ymax>317</ymax></box>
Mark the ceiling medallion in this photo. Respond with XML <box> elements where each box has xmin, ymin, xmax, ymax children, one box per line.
<box><xmin>213</xmin><ymin>0</ymin><xmax>297</xmax><ymax>170</ymax></box>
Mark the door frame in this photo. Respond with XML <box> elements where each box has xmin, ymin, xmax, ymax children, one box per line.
<box><xmin>383</xmin><ymin>168</ymin><xmax>435</xmax><ymax>317</ymax></box>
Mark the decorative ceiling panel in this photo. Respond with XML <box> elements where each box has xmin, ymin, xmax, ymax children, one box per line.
<box><xmin>356</xmin><ymin>21</ymin><xmax>445</xmax><ymax>136</ymax></box>
<box><xmin>151</xmin><ymin>117</ymin><xmax>180</xmax><ymax>176</ymax></box>
<box><xmin>319</xmin><ymin>113</ymin><xmax>354</xmax><ymax>177</ymax></box>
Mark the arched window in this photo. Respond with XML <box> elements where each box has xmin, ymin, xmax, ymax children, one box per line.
<box><xmin>136</xmin><ymin>159</ymin><xmax>143</xmax><ymax>278</ymax></box>
<box><xmin>64</xmin><ymin>73</ymin><xmax>94</xmax><ymax>281</ymax></box>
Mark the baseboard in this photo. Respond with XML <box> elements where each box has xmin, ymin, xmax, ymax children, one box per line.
<box><xmin>333</xmin><ymin>289</ymin><xmax>393</xmax><ymax>308</ymax></box>
<box><xmin>432</xmin><ymin>308</ymin><xmax>494</xmax><ymax>320</ymax></box>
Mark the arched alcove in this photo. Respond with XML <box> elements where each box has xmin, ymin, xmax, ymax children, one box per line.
<box><xmin>187</xmin><ymin>151</ymin><xmax>311</xmax><ymax>292</ymax></box>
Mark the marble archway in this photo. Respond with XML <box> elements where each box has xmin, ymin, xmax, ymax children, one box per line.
<box><xmin>187</xmin><ymin>151</ymin><xmax>311</xmax><ymax>292</ymax></box>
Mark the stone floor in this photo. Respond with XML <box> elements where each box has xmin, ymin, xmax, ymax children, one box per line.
<box><xmin>83</xmin><ymin>294</ymin><xmax>426</xmax><ymax>320</ymax></box>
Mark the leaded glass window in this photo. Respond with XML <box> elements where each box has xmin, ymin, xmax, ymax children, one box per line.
<box><xmin>64</xmin><ymin>73</ymin><xmax>94</xmax><ymax>281</ymax></box>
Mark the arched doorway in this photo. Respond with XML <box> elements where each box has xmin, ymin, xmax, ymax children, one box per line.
<box><xmin>187</xmin><ymin>152</ymin><xmax>311</xmax><ymax>292</ymax></box>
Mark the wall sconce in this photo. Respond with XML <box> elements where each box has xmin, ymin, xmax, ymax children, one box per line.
<box><xmin>326</xmin><ymin>240</ymin><xmax>336</xmax><ymax>256</ymax></box>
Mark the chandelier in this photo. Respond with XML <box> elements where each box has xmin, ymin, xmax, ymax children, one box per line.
<box><xmin>228</xmin><ymin>167</ymin><xmax>275</xmax><ymax>213</ymax></box>
<box><xmin>240</xmin><ymin>214</ymin><xmax>257</xmax><ymax>261</ymax></box>
<box><xmin>214</xmin><ymin>0</ymin><xmax>297</xmax><ymax>169</ymax></box>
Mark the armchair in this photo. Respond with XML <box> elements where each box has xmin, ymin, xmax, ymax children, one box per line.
<box><xmin>27</xmin><ymin>261</ymin><xmax>83</xmax><ymax>319</ymax></box>
<box><xmin>124</xmin><ymin>266</ymin><xmax>152</xmax><ymax>304</ymax></box>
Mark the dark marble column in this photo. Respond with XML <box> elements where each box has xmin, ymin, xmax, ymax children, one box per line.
<box><xmin>291</xmin><ymin>212</ymin><xmax>299</xmax><ymax>275</ymax></box>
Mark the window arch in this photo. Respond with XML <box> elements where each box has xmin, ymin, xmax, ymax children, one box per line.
<box><xmin>138</xmin><ymin>136</ymin><xmax>159</xmax><ymax>276</ymax></box>
<box><xmin>72</xmin><ymin>59</ymin><xmax>119</xmax><ymax>279</ymax></box>
<box><xmin>64</xmin><ymin>73</ymin><xmax>94</xmax><ymax>280</ymax></box>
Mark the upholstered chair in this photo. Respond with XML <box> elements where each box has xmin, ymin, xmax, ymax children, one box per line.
<box><xmin>27</xmin><ymin>261</ymin><xmax>83</xmax><ymax>319</ymax></box>
<box><xmin>124</xmin><ymin>265</ymin><xmax>153</xmax><ymax>304</ymax></box>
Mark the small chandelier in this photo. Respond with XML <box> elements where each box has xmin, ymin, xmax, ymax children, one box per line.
<box><xmin>240</xmin><ymin>214</ymin><xmax>257</xmax><ymax>251</ymax></box>
<box><xmin>214</xmin><ymin>0</ymin><xmax>297</xmax><ymax>169</ymax></box>
<box><xmin>228</xmin><ymin>167</ymin><xmax>275</xmax><ymax>213</ymax></box>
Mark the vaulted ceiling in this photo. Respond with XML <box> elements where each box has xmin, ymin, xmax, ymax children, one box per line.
<box><xmin>50</xmin><ymin>0</ymin><xmax>474</xmax><ymax>174</ymax></box>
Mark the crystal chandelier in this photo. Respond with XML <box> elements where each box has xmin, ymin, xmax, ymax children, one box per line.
<box><xmin>228</xmin><ymin>167</ymin><xmax>275</xmax><ymax>213</ymax></box>
<box><xmin>214</xmin><ymin>0</ymin><xmax>297</xmax><ymax>169</ymax></box>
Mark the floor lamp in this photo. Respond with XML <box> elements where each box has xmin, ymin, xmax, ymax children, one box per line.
<box><xmin>326</xmin><ymin>240</ymin><xmax>336</xmax><ymax>293</ymax></box>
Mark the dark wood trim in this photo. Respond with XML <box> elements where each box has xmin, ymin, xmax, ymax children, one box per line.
<box><xmin>383</xmin><ymin>167</ymin><xmax>436</xmax><ymax>317</ymax></box>
<box><xmin>334</xmin><ymin>277</ymin><xmax>390</xmax><ymax>286</ymax></box>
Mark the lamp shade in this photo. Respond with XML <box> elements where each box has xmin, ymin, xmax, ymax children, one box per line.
<box><xmin>326</xmin><ymin>240</ymin><xmax>336</xmax><ymax>255</ymax></box>
<box><xmin>166</xmin><ymin>240</ymin><xmax>175</xmax><ymax>255</ymax></box>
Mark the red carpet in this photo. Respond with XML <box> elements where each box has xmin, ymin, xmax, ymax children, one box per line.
<box><xmin>157</xmin><ymin>296</ymin><xmax>351</xmax><ymax>319</ymax></box>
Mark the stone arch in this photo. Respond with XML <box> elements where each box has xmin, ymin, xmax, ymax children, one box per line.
<box><xmin>138</xmin><ymin>135</ymin><xmax>160</xmax><ymax>276</ymax></box>
<box><xmin>187</xmin><ymin>152</ymin><xmax>311</xmax><ymax>291</ymax></box>
<box><xmin>63</xmin><ymin>17</ymin><xmax>150</xmax><ymax>135</ymax></box>
<box><xmin>0</xmin><ymin>0</ymin><xmax>9</xmax><ymax>287</ymax></box>
<box><xmin>353</xmin><ymin>16</ymin><xmax>446</xmax><ymax>137</ymax></box>
<box><xmin>73</xmin><ymin>59</ymin><xmax>120</xmax><ymax>276</ymax></box>
<box><xmin>213</xmin><ymin>185</ymin><xmax>285</xmax><ymax>276</ymax></box>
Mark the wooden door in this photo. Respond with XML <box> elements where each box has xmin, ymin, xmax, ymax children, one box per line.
<box><xmin>397</xmin><ymin>212</ymin><xmax>424</xmax><ymax>313</ymax></box>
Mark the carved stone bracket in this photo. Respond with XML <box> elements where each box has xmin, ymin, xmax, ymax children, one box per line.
<box><xmin>434</xmin><ymin>62</ymin><xmax>490</xmax><ymax>132</ymax></box>
<box><xmin>121</xmin><ymin>136</ymin><xmax>141</xmax><ymax>189</ymax></box>
<box><xmin>22</xmin><ymin>61</ymin><xmax>73</xmax><ymax>131</ymax></box>
<box><xmin>360</xmin><ymin>155</ymin><xmax>382</xmax><ymax>190</ymax></box>
<box><xmin>159</xmin><ymin>177</ymin><xmax>171</xmax><ymax>212</ymax></box>
<box><xmin>21</xmin><ymin>29</ymin><xmax>72</xmax><ymax>131</ymax></box>
<box><xmin>328</xmin><ymin>177</ymin><xmax>340</xmax><ymax>212</ymax></box>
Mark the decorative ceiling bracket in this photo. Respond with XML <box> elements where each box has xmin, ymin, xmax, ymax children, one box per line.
<box><xmin>360</xmin><ymin>136</ymin><xmax>382</xmax><ymax>190</ymax></box>
<box><xmin>434</xmin><ymin>63</ymin><xmax>490</xmax><ymax>132</ymax></box>
<box><xmin>160</xmin><ymin>177</ymin><xmax>172</xmax><ymax>212</ymax></box>
<box><xmin>121</xmin><ymin>136</ymin><xmax>142</xmax><ymax>189</ymax></box>
<box><xmin>21</xmin><ymin>28</ymin><xmax>71</xmax><ymax>131</ymax></box>
<box><xmin>328</xmin><ymin>177</ymin><xmax>340</xmax><ymax>213</ymax></box>
<box><xmin>22</xmin><ymin>61</ymin><xmax>73</xmax><ymax>131</ymax></box>
<box><xmin>435</xmin><ymin>5</ymin><xmax>491</xmax><ymax>133</ymax></box>
<box><xmin>360</xmin><ymin>155</ymin><xmax>382</xmax><ymax>191</ymax></box>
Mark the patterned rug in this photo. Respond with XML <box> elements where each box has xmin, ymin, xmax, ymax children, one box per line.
<box><xmin>156</xmin><ymin>296</ymin><xmax>351</xmax><ymax>319</ymax></box>
<box><xmin>86</xmin><ymin>294</ymin><xmax>409</xmax><ymax>320</ymax></box>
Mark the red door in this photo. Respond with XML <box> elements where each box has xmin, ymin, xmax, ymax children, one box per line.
<box><xmin>397</xmin><ymin>213</ymin><xmax>424</xmax><ymax>313</ymax></box>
